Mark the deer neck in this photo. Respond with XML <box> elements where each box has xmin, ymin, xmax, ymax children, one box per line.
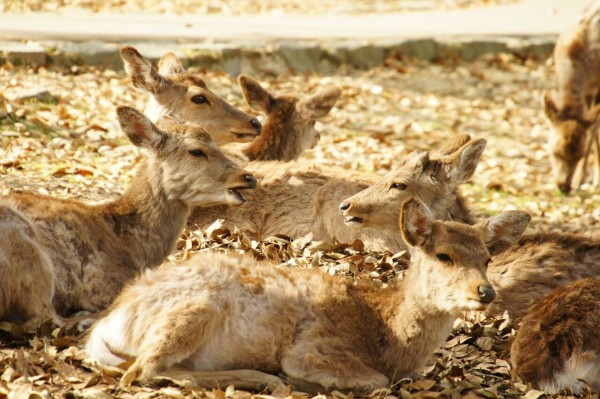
<box><xmin>244</xmin><ymin>107</ymin><xmax>295</xmax><ymax>161</ymax></box>
<box><xmin>98</xmin><ymin>159</ymin><xmax>190</xmax><ymax>268</ymax></box>
<box><xmin>361</xmin><ymin>259</ymin><xmax>456</xmax><ymax>378</ymax></box>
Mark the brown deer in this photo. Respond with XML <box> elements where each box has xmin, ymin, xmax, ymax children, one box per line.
<box><xmin>230</xmin><ymin>74</ymin><xmax>341</xmax><ymax>162</ymax></box>
<box><xmin>0</xmin><ymin>107</ymin><xmax>256</xmax><ymax>323</ymax></box>
<box><xmin>120</xmin><ymin>46</ymin><xmax>262</xmax><ymax>145</ymax></box>
<box><xmin>187</xmin><ymin>136</ymin><xmax>484</xmax><ymax>253</ymax></box>
<box><xmin>485</xmin><ymin>231</ymin><xmax>600</xmax><ymax>324</ymax></box>
<box><xmin>86</xmin><ymin>198</ymin><xmax>530</xmax><ymax>393</ymax></box>
<box><xmin>511</xmin><ymin>278</ymin><xmax>600</xmax><ymax>394</ymax></box>
<box><xmin>543</xmin><ymin>2</ymin><xmax>600</xmax><ymax>193</ymax></box>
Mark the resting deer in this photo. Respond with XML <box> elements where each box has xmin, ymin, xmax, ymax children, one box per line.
<box><xmin>188</xmin><ymin>136</ymin><xmax>483</xmax><ymax>253</ymax></box>
<box><xmin>543</xmin><ymin>2</ymin><xmax>600</xmax><ymax>193</ymax></box>
<box><xmin>484</xmin><ymin>230</ymin><xmax>600</xmax><ymax>323</ymax></box>
<box><xmin>86</xmin><ymin>198</ymin><xmax>529</xmax><ymax>393</ymax></box>
<box><xmin>0</xmin><ymin>107</ymin><xmax>256</xmax><ymax>323</ymax></box>
<box><xmin>511</xmin><ymin>278</ymin><xmax>600</xmax><ymax>394</ymax></box>
<box><xmin>120</xmin><ymin>46</ymin><xmax>262</xmax><ymax>145</ymax></box>
<box><xmin>227</xmin><ymin>74</ymin><xmax>341</xmax><ymax>162</ymax></box>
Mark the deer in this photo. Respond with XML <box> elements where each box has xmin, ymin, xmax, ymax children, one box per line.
<box><xmin>187</xmin><ymin>135</ymin><xmax>484</xmax><ymax>253</ymax></box>
<box><xmin>119</xmin><ymin>46</ymin><xmax>262</xmax><ymax>145</ymax></box>
<box><xmin>0</xmin><ymin>106</ymin><xmax>256</xmax><ymax>324</ymax></box>
<box><xmin>86</xmin><ymin>198</ymin><xmax>530</xmax><ymax>394</ymax></box>
<box><xmin>511</xmin><ymin>278</ymin><xmax>600</xmax><ymax>394</ymax></box>
<box><xmin>224</xmin><ymin>74</ymin><xmax>341</xmax><ymax>162</ymax></box>
<box><xmin>543</xmin><ymin>1</ymin><xmax>600</xmax><ymax>193</ymax></box>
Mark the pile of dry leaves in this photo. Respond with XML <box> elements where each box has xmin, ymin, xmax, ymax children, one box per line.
<box><xmin>1</xmin><ymin>49</ymin><xmax>599</xmax><ymax>398</ymax></box>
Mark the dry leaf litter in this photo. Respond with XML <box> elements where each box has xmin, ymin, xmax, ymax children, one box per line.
<box><xmin>1</xmin><ymin>50</ymin><xmax>599</xmax><ymax>399</ymax></box>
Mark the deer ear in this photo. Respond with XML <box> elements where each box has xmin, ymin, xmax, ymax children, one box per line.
<box><xmin>120</xmin><ymin>46</ymin><xmax>169</xmax><ymax>94</ymax></box>
<box><xmin>542</xmin><ymin>90</ymin><xmax>559</xmax><ymax>121</ymax></box>
<box><xmin>446</xmin><ymin>138</ymin><xmax>487</xmax><ymax>183</ymax></box>
<box><xmin>116</xmin><ymin>106</ymin><xmax>168</xmax><ymax>152</ymax></box>
<box><xmin>482</xmin><ymin>211</ymin><xmax>530</xmax><ymax>255</ymax></box>
<box><xmin>400</xmin><ymin>198</ymin><xmax>435</xmax><ymax>247</ymax></box>
<box><xmin>157</xmin><ymin>52</ymin><xmax>185</xmax><ymax>76</ymax></box>
<box><xmin>437</xmin><ymin>134</ymin><xmax>472</xmax><ymax>156</ymax></box>
<box><xmin>297</xmin><ymin>86</ymin><xmax>342</xmax><ymax>119</ymax></box>
<box><xmin>238</xmin><ymin>74</ymin><xmax>273</xmax><ymax>113</ymax></box>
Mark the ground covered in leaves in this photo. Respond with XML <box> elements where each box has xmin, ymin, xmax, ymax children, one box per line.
<box><xmin>1</xmin><ymin>51</ymin><xmax>599</xmax><ymax>399</ymax></box>
<box><xmin>2</xmin><ymin>0</ymin><xmax>520</xmax><ymax>15</ymax></box>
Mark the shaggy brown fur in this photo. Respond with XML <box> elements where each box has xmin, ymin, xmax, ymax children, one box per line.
<box><xmin>544</xmin><ymin>2</ymin><xmax>600</xmax><ymax>192</ymax></box>
<box><xmin>0</xmin><ymin>107</ymin><xmax>255</xmax><ymax>323</ymax></box>
<box><xmin>511</xmin><ymin>278</ymin><xmax>600</xmax><ymax>394</ymax></box>
<box><xmin>87</xmin><ymin>199</ymin><xmax>529</xmax><ymax>393</ymax></box>
<box><xmin>188</xmin><ymin>136</ymin><xmax>482</xmax><ymax>252</ymax></box>
<box><xmin>234</xmin><ymin>74</ymin><xmax>341</xmax><ymax>162</ymax></box>
<box><xmin>486</xmin><ymin>231</ymin><xmax>600</xmax><ymax>324</ymax></box>
<box><xmin>120</xmin><ymin>46</ymin><xmax>261</xmax><ymax>145</ymax></box>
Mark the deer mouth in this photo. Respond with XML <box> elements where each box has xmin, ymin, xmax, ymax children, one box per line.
<box><xmin>226</xmin><ymin>187</ymin><xmax>249</xmax><ymax>205</ymax></box>
<box><xmin>465</xmin><ymin>298</ymin><xmax>490</xmax><ymax>311</ymax></box>
<box><xmin>231</xmin><ymin>131</ymin><xmax>259</xmax><ymax>142</ymax></box>
<box><xmin>343</xmin><ymin>215</ymin><xmax>364</xmax><ymax>227</ymax></box>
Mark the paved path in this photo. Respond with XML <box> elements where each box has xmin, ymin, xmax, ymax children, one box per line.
<box><xmin>0</xmin><ymin>0</ymin><xmax>591</xmax><ymax>71</ymax></box>
<box><xmin>0</xmin><ymin>0</ymin><xmax>588</xmax><ymax>42</ymax></box>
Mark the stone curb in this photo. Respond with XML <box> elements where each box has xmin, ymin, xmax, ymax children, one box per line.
<box><xmin>1</xmin><ymin>36</ymin><xmax>556</xmax><ymax>74</ymax></box>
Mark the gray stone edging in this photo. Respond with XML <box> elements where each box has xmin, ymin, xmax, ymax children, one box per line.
<box><xmin>1</xmin><ymin>36</ymin><xmax>556</xmax><ymax>73</ymax></box>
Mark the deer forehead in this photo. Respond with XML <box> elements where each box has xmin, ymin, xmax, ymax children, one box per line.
<box><xmin>429</xmin><ymin>223</ymin><xmax>490</xmax><ymax>260</ymax></box>
<box><xmin>169</xmin><ymin>73</ymin><xmax>208</xmax><ymax>89</ymax></box>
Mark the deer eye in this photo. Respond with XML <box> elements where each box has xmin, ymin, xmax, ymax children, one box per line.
<box><xmin>390</xmin><ymin>182</ymin><xmax>408</xmax><ymax>191</ymax></box>
<box><xmin>191</xmin><ymin>95</ymin><xmax>208</xmax><ymax>105</ymax></box>
<box><xmin>188</xmin><ymin>149</ymin><xmax>206</xmax><ymax>158</ymax></box>
<box><xmin>436</xmin><ymin>253</ymin><xmax>452</xmax><ymax>263</ymax></box>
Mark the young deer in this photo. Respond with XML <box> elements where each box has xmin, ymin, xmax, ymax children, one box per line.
<box><xmin>86</xmin><ymin>198</ymin><xmax>529</xmax><ymax>393</ymax></box>
<box><xmin>511</xmin><ymin>278</ymin><xmax>600</xmax><ymax>394</ymax></box>
<box><xmin>230</xmin><ymin>74</ymin><xmax>341</xmax><ymax>162</ymax></box>
<box><xmin>543</xmin><ymin>2</ymin><xmax>600</xmax><ymax>193</ymax></box>
<box><xmin>120</xmin><ymin>46</ymin><xmax>262</xmax><ymax>145</ymax></box>
<box><xmin>0</xmin><ymin>107</ymin><xmax>256</xmax><ymax>323</ymax></box>
<box><xmin>188</xmin><ymin>136</ymin><xmax>484</xmax><ymax>253</ymax></box>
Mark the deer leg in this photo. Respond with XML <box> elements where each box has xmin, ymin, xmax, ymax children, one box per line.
<box><xmin>120</xmin><ymin>304</ymin><xmax>223</xmax><ymax>387</ymax></box>
<box><xmin>592</xmin><ymin>129</ymin><xmax>600</xmax><ymax>188</ymax></box>
<box><xmin>281</xmin><ymin>337</ymin><xmax>389</xmax><ymax>394</ymax></box>
<box><xmin>153</xmin><ymin>367</ymin><xmax>285</xmax><ymax>392</ymax></box>
<box><xmin>573</xmin><ymin>131</ymin><xmax>595</xmax><ymax>189</ymax></box>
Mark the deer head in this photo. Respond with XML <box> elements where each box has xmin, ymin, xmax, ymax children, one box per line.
<box><xmin>339</xmin><ymin>138</ymin><xmax>486</xmax><ymax>231</ymax></box>
<box><xmin>116</xmin><ymin>106</ymin><xmax>257</xmax><ymax>207</ymax></box>
<box><xmin>401</xmin><ymin>198</ymin><xmax>530</xmax><ymax>312</ymax></box>
<box><xmin>120</xmin><ymin>46</ymin><xmax>262</xmax><ymax>145</ymax></box>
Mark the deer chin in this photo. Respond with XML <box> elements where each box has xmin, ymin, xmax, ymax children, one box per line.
<box><xmin>225</xmin><ymin>188</ymin><xmax>249</xmax><ymax>206</ymax></box>
<box><xmin>230</xmin><ymin>131</ymin><xmax>259</xmax><ymax>143</ymax></box>
<box><xmin>463</xmin><ymin>298</ymin><xmax>490</xmax><ymax>311</ymax></box>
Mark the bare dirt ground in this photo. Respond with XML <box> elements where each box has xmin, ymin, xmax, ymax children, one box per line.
<box><xmin>1</xmin><ymin>0</ymin><xmax>521</xmax><ymax>14</ymax></box>
<box><xmin>1</xmin><ymin>50</ymin><xmax>598</xmax><ymax>398</ymax></box>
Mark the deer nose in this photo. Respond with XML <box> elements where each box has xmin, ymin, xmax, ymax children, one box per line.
<box><xmin>478</xmin><ymin>285</ymin><xmax>496</xmax><ymax>304</ymax></box>
<box><xmin>244</xmin><ymin>174</ymin><xmax>257</xmax><ymax>188</ymax></box>
<box><xmin>558</xmin><ymin>182</ymin><xmax>571</xmax><ymax>194</ymax></box>
<box><xmin>339</xmin><ymin>202</ymin><xmax>351</xmax><ymax>212</ymax></box>
<box><xmin>250</xmin><ymin>118</ymin><xmax>262</xmax><ymax>134</ymax></box>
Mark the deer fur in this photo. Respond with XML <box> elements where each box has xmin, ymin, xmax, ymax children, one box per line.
<box><xmin>188</xmin><ymin>136</ymin><xmax>483</xmax><ymax>253</ymax></box>
<box><xmin>511</xmin><ymin>278</ymin><xmax>600</xmax><ymax>394</ymax></box>
<box><xmin>86</xmin><ymin>198</ymin><xmax>530</xmax><ymax>394</ymax></box>
<box><xmin>0</xmin><ymin>107</ymin><xmax>256</xmax><ymax>323</ymax></box>
<box><xmin>485</xmin><ymin>230</ymin><xmax>600</xmax><ymax>324</ymax></box>
<box><xmin>543</xmin><ymin>2</ymin><xmax>600</xmax><ymax>193</ymax></box>
<box><xmin>120</xmin><ymin>46</ymin><xmax>262</xmax><ymax>145</ymax></box>
<box><xmin>225</xmin><ymin>74</ymin><xmax>341</xmax><ymax>162</ymax></box>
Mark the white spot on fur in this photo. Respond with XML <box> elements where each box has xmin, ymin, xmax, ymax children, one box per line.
<box><xmin>86</xmin><ymin>308</ymin><xmax>132</xmax><ymax>366</ymax></box>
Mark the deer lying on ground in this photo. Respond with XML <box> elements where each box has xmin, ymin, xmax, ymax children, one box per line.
<box><xmin>0</xmin><ymin>107</ymin><xmax>256</xmax><ymax>323</ymax></box>
<box><xmin>225</xmin><ymin>74</ymin><xmax>341</xmax><ymax>162</ymax></box>
<box><xmin>511</xmin><ymin>278</ymin><xmax>600</xmax><ymax>394</ymax></box>
<box><xmin>543</xmin><ymin>2</ymin><xmax>600</xmax><ymax>193</ymax></box>
<box><xmin>120</xmin><ymin>46</ymin><xmax>262</xmax><ymax>145</ymax></box>
<box><xmin>188</xmin><ymin>135</ymin><xmax>483</xmax><ymax>252</ymax></box>
<box><xmin>86</xmin><ymin>198</ymin><xmax>529</xmax><ymax>393</ymax></box>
